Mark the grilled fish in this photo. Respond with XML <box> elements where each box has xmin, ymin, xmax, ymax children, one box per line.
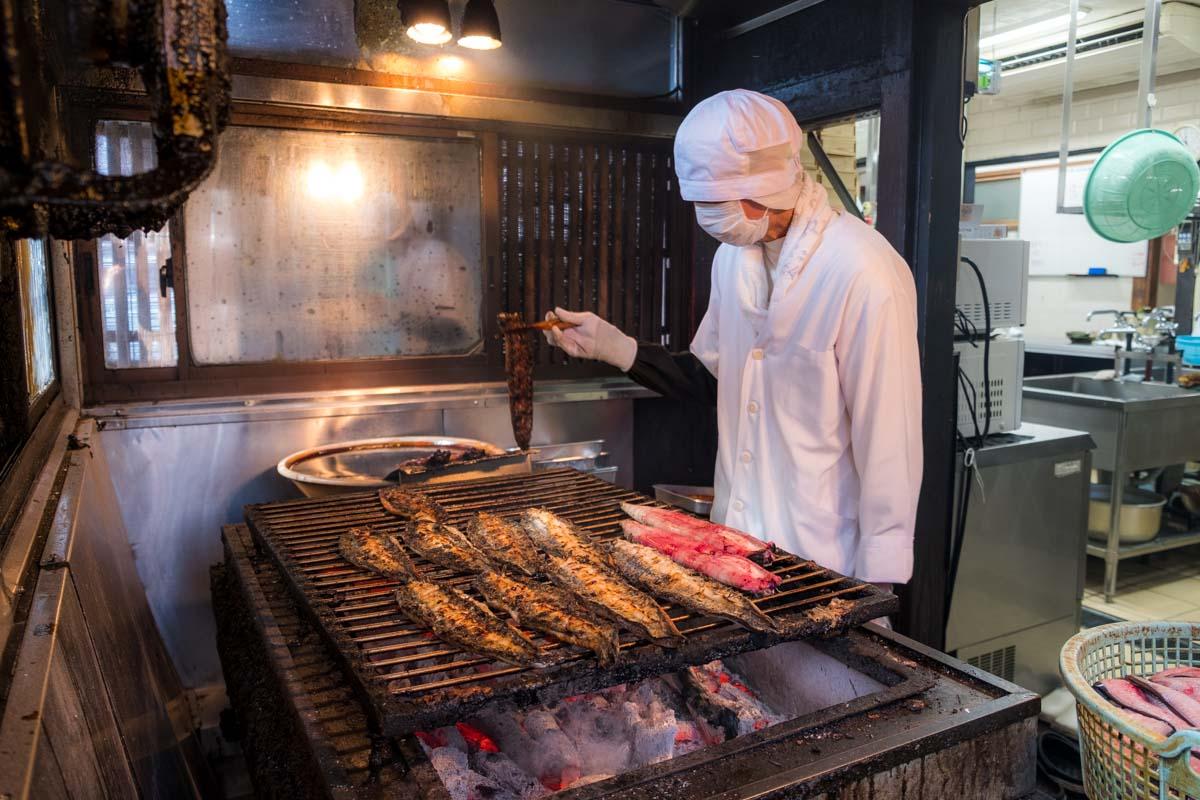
<box><xmin>498</xmin><ymin>312</ymin><xmax>534</xmax><ymax>451</ymax></box>
<box><xmin>543</xmin><ymin>554</ymin><xmax>682</xmax><ymax>646</ymax></box>
<box><xmin>621</xmin><ymin>521</ymin><xmax>781</xmax><ymax>596</ymax></box>
<box><xmin>399</xmin><ymin>520</ymin><xmax>493</xmax><ymax>574</ymax></box>
<box><xmin>379</xmin><ymin>487</ymin><xmax>447</xmax><ymax>523</ymax></box>
<box><xmin>521</xmin><ymin>508</ymin><xmax>613</xmax><ymax>570</ymax></box>
<box><xmin>339</xmin><ymin>526</ymin><xmax>411</xmax><ymax>578</ymax></box>
<box><xmin>393</xmin><ymin>571</ymin><xmax>544</xmax><ymax>668</ymax></box>
<box><xmin>473</xmin><ymin>572</ymin><xmax>621</xmax><ymax>665</ymax></box>
<box><xmin>620</xmin><ymin>502</ymin><xmax>775</xmax><ymax>563</ymax></box>
<box><xmin>464</xmin><ymin>512</ymin><xmax>541</xmax><ymax>576</ymax></box>
<box><xmin>608</xmin><ymin>540</ymin><xmax>777</xmax><ymax>634</ymax></box>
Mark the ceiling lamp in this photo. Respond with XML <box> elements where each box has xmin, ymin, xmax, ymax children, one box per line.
<box><xmin>400</xmin><ymin>0</ymin><xmax>453</xmax><ymax>45</ymax></box>
<box><xmin>458</xmin><ymin>0</ymin><xmax>502</xmax><ymax>50</ymax></box>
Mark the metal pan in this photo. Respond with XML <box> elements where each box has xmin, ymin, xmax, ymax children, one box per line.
<box><xmin>654</xmin><ymin>484</ymin><xmax>715</xmax><ymax>515</ymax></box>
<box><xmin>278</xmin><ymin>436</ymin><xmax>531</xmax><ymax>497</ymax></box>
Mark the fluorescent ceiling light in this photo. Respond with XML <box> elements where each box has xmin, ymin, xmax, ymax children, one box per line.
<box><xmin>979</xmin><ymin>8</ymin><xmax>1090</xmax><ymax>51</ymax></box>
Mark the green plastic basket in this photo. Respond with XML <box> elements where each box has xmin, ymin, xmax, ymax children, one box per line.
<box><xmin>1061</xmin><ymin>622</ymin><xmax>1200</xmax><ymax>800</ymax></box>
<box><xmin>1084</xmin><ymin>129</ymin><xmax>1200</xmax><ymax>243</ymax></box>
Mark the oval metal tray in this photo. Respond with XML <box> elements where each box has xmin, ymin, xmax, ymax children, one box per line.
<box><xmin>278</xmin><ymin>436</ymin><xmax>530</xmax><ymax>496</ymax></box>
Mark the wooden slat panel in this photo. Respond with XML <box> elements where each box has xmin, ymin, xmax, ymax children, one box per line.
<box><xmin>582</xmin><ymin>144</ymin><xmax>598</xmax><ymax>314</ymax></box>
<box><xmin>671</xmin><ymin>160</ymin><xmax>691</xmax><ymax>350</ymax></box>
<box><xmin>537</xmin><ymin>142</ymin><xmax>553</xmax><ymax>365</ymax></box>
<box><xmin>651</xmin><ymin>150</ymin><xmax>668</xmax><ymax>346</ymax></box>
<box><xmin>492</xmin><ymin>133</ymin><xmax>691</xmax><ymax>362</ymax></box>
<box><xmin>503</xmin><ymin>138</ymin><xmax>521</xmax><ymax>315</ymax></box>
<box><xmin>597</xmin><ymin>144</ymin><xmax>612</xmax><ymax>323</ymax></box>
<box><xmin>521</xmin><ymin>140</ymin><xmax>537</xmax><ymax>327</ymax></box>
<box><xmin>638</xmin><ymin>150</ymin><xmax>656</xmax><ymax>342</ymax></box>
<box><xmin>567</xmin><ymin>145</ymin><xmax>582</xmax><ymax>312</ymax></box>
<box><xmin>610</xmin><ymin>147</ymin><xmax>626</xmax><ymax>328</ymax></box>
<box><xmin>623</xmin><ymin>150</ymin><xmax>638</xmax><ymax>335</ymax></box>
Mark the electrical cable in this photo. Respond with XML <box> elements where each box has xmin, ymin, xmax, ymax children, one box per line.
<box><xmin>945</xmin><ymin>256</ymin><xmax>993</xmax><ymax>628</ymax></box>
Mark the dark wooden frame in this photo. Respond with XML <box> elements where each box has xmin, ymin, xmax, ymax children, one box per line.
<box><xmin>672</xmin><ymin>0</ymin><xmax>982</xmax><ymax>649</ymax></box>
<box><xmin>0</xmin><ymin>235</ymin><xmax>63</xmax><ymax>498</ymax></box>
<box><xmin>70</xmin><ymin>93</ymin><xmax>689</xmax><ymax>403</ymax></box>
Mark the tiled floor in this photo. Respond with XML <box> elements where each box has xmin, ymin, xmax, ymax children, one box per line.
<box><xmin>1083</xmin><ymin>543</ymin><xmax>1200</xmax><ymax>621</ymax></box>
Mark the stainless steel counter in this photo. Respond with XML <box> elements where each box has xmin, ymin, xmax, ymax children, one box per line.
<box><xmin>947</xmin><ymin>423</ymin><xmax>1094</xmax><ymax>696</ymax></box>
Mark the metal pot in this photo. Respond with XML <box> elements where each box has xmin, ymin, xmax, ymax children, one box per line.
<box><xmin>1087</xmin><ymin>485</ymin><xmax>1165</xmax><ymax>544</ymax></box>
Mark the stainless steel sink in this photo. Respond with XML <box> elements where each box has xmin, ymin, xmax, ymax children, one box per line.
<box><xmin>1024</xmin><ymin>374</ymin><xmax>1197</xmax><ymax>406</ymax></box>
<box><xmin>1022</xmin><ymin>373</ymin><xmax>1200</xmax><ymax>600</ymax></box>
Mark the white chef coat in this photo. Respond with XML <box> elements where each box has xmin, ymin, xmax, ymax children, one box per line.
<box><xmin>690</xmin><ymin>202</ymin><xmax>923</xmax><ymax>584</ymax></box>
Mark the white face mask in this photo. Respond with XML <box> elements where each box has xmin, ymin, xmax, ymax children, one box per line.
<box><xmin>694</xmin><ymin>201</ymin><xmax>769</xmax><ymax>246</ymax></box>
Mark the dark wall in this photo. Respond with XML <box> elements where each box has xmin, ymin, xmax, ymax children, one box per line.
<box><xmin>695</xmin><ymin>0</ymin><xmax>885</xmax><ymax>122</ymax></box>
<box><xmin>634</xmin><ymin>0</ymin><xmax>974</xmax><ymax>648</ymax></box>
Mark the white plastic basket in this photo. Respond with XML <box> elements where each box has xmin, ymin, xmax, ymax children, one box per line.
<box><xmin>1061</xmin><ymin>622</ymin><xmax>1200</xmax><ymax>800</ymax></box>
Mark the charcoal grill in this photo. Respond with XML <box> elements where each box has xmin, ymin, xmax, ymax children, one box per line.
<box><xmin>244</xmin><ymin>469</ymin><xmax>896</xmax><ymax>736</ymax></box>
<box><xmin>215</xmin><ymin>523</ymin><xmax>1042</xmax><ymax>800</ymax></box>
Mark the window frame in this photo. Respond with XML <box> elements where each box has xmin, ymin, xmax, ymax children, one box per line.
<box><xmin>71</xmin><ymin>93</ymin><xmax>690</xmax><ymax>404</ymax></box>
<box><xmin>75</xmin><ymin>101</ymin><xmax>510</xmax><ymax>403</ymax></box>
<box><xmin>1</xmin><ymin>235</ymin><xmax>61</xmax><ymax>488</ymax></box>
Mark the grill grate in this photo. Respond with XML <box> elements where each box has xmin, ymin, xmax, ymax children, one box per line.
<box><xmin>245</xmin><ymin>468</ymin><xmax>896</xmax><ymax>736</ymax></box>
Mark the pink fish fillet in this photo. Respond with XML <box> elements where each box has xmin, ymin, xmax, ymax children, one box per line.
<box><xmin>1151</xmin><ymin>675</ymin><xmax>1200</xmax><ymax>699</ymax></box>
<box><xmin>619</xmin><ymin>520</ymin><xmax>781</xmax><ymax>596</ymax></box>
<box><xmin>1129</xmin><ymin>675</ymin><xmax>1200</xmax><ymax>728</ymax></box>
<box><xmin>1095</xmin><ymin>679</ymin><xmax>1190</xmax><ymax>732</ymax></box>
<box><xmin>620</xmin><ymin>502</ymin><xmax>776</xmax><ymax>564</ymax></box>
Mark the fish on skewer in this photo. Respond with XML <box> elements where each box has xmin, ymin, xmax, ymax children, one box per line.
<box><xmin>464</xmin><ymin>512</ymin><xmax>541</xmax><ymax>577</ymax></box>
<box><xmin>473</xmin><ymin>572</ymin><xmax>621</xmax><ymax>666</ymax></box>
<box><xmin>620</xmin><ymin>502</ymin><xmax>776</xmax><ymax>564</ymax></box>
<box><xmin>498</xmin><ymin>312</ymin><xmax>534</xmax><ymax>451</ymax></box>
<box><xmin>521</xmin><ymin>508</ymin><xmax>614</xmax><ymax>570</ymax></box>
<box><xmin>542</xmin><ymin>553</ymin><xmax>683</xmax><ymax>646</ymax></box>
<box><xmin>388</xmin><ymin>546</ymin><xmax>545</xmax><ymax>668</ymax></box>
<box><xmin>399</xmin><ymin>520</ymin><xmax>494</xmax><ymax>574</ymax></box>
<box><xmin>339</xmin><ymin>526</ymin><xmax>411</xmax><ymax>578</ymax></box>
<box><xmin>608</xmin><ymin>540</ymin><xmax>778</xmax><ymax>634</ymax></box>
<box><xmin>620</xmin><ymin>521</ymin><xmax>781</xmax><ymax>596</ymax></box>
<box><xmin>379</xmin><ymin>487</ymin><xmax>448</xmax><ymax>523</ymax></box>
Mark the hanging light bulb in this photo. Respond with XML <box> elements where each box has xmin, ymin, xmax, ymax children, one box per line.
<box><xmin>400</xmin><ymin>0</ymin><xmax>453</xmax><ymax>45</ymax></box>
<box><xmin>458</xmin><ymin>0</ymin><xmax>502</xmax><ymax>50</ymax></box>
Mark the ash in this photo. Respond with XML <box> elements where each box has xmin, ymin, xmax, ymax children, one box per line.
<box><xmin>416</xmin><ymin>659</ymin><xmax>785</xmax><ymax>799</ymax></box>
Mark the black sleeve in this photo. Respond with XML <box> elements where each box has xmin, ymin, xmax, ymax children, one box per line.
<box><xmin>626</xmin><ymin>343</ymin><xmax>718</xmax><ymax>406</ymax></box>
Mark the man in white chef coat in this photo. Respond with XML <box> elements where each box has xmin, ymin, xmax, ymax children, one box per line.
<box><xmin>545</xmin><ymin>89</ymin><xmax>922</xmax><ymax>590</ymax></box>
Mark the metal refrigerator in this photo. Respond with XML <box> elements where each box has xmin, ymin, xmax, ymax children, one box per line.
<box><xmin>946</xmin><ymin>422</ymin><xmax>1095</xmax><ymax>695</ymax></box>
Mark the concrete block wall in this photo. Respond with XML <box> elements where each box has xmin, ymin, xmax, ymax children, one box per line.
<box><xmin>964</xmin><ymin>69</ymin><xmax>1200</xmax><ymax>163</ymax></box>
<box><xmin>963</xmin><ymin>70</ymin><xmax>1200</xmax><ymax>343</ymax></box>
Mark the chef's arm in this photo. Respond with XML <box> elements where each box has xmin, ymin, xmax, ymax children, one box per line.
<box><xmin>626</xmin><ymin>344</ymin><xmax>718</xmax><ymax>405</ymax></box>
<box><xmin>836</xmin><ymin>281</ymin><xmax>923</xmax><ymax>585</ymax></box>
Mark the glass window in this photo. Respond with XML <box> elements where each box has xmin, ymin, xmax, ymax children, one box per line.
<box><xmin>17</xmin><ymin>239</ymin><xmax>55</xmax><ymax>399</ymax></box>
<box><xmin>94</xmin><ymin>120</ymin><xmax>179</xmax><ymax>368</ymax></box>
<box><xmin>183</xmin><ymin>125</ymin><xmax>483</xmax><ymax>365</ymax></box>
<box><xmin>975</xmin><ymin>178</ymin><xmax>1020</xmax><ymax>225</ymax></box>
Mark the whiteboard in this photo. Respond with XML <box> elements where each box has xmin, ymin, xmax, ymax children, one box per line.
<box><xmin>1017</xmin><ymin>165</ymin><xmax>1147</xmax><ymax>276</ymax></box>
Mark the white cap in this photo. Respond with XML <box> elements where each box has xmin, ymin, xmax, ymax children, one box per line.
<box><xmin>673</xmin><ymin>89</ymin><xmax>805</xmax><ymax>203</ymax></box>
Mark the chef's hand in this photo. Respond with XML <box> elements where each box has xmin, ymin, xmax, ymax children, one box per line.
<box><xmin>544</xmin><ymin>308</ymin><xmax>638</xmax><ymax>372</ymax></box>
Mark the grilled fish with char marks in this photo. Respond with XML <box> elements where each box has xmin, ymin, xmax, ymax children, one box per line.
<box><xmin>608</xmin><ymin>540</ymin><xmax>777</xmax><ymax>634</ymax></box>
<box><xmin>473</xmin><ymin>572</ymin><xmax>621</xmax><ymax>666</ymax></box>
<box><xmin>399</xmin><ymin>520</ymin><xmax>493</xmax><ymax>574</ymax></box>
<box><xmin>379</xmin><ymin>487</ymin><xmax>447</xmax><ymax>523</ymax></box>
<box><xmin>520</xmin><ymin>508</ymin><xmax>613</xmax><ymax>570</ymax></box>
<box><xmin>464</xmin><ymin>512</ymin><xmax>541</xmax><ymax>577</ymax></box>
<box><xmin>339</xmin><ymin>526</ymin><xmax>410</xmax><ymax>578</ymax></box>
<box><xmin>543</xmin><ymin>554</ymin><xmax>682</xmax><ymax>646</ymax></box>
<box><xmin>387</xmin><ymin>549</ymin><xmax>544</xmax><ymax>667</ymax></box>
